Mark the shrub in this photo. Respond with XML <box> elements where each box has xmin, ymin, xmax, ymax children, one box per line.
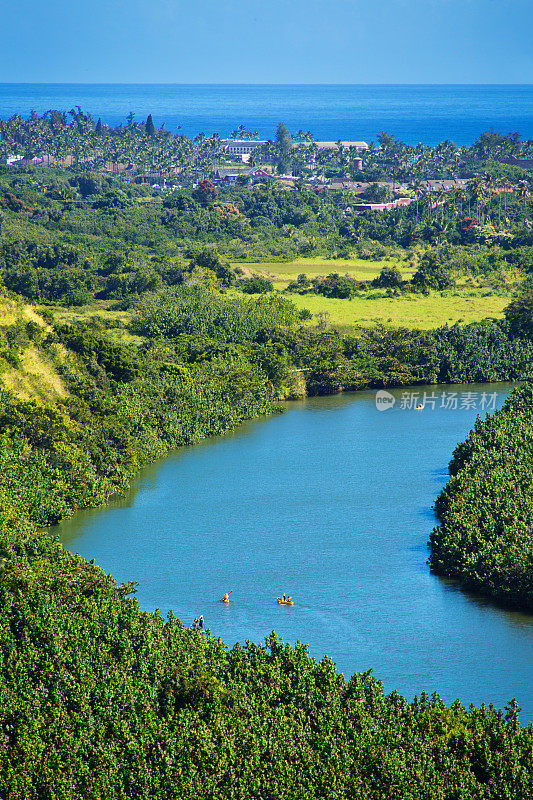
<box><xmin>504</xmin><ymin>289</ymin><xmax>533</xmax><ymax>338</ymax></box>
<box><xmin>131</xmin><ymin>287</ymin><xmax>299</xmax><ymax>342</ymax></box>
<box><xmin>312</xmin><ymin>272</ymin><xmax>359</xmax><ymax>299</ymax></box>
<box><xmin>371</xmin><ymin>265</ymin><xmax>404</xmax><ymax>289</ymax></box>
<box><xmin>237</xmin><ymin>275</ymin><xmax>274</xmax><ymax>294</ymax></box>
<box><xmin>412</xmin><ymin>252</ymin><xmax>455</xmax><ymax>291</ymax></box>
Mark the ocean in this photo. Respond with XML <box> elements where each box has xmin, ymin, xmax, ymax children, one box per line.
<box><xmin>0</xmin><ymin>84</ymin><xmax>532</xmax><ymax>147</ymax></box>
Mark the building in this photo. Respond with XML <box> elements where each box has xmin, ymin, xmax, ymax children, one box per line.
<box><xmin>220</xmin><ymin>138</ymin><xmax>368</xmax><ymax>163</ymax></box>
<box><xmin>500</xmin><ymin>157</ymin><xmax>533</xmax><ymax>171</ymax></box>
<box><xmin>305</xmin><ymin>140</ymin><xmax>368</xmax><ymax>152</ymax></box>
<box><xmin>133</xmin><ymin>172</ymin><xmax>177</xmax><ymax>185</ymax></box>
<box><xmin>352</xmin><ymin>197</ymin><xmax>413</xmax><ymax>212</ymax></box>
<box><xmin>219</xmin><ymin>140</ymin><xmax>267</xmax><ymax>158</ymax></box>
<box><xmin>210</xmin><ymin>167</ymin><xmax>270</xmax><ymax>185</ymax></box>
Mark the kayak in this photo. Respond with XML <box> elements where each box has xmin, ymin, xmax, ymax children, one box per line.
<box><xmin>277</xmin><ymin>598</ymin><xmax>294</xmax><ymax>606</ymax></box>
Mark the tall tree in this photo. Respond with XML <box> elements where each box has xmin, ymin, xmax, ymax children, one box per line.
<box><xmin>275</xmin><ymin>122</ymin><xmax>293</xmax><ymax>174</ymax></box>
<box><xmin>145</xmin><ymin>114</ymin><xmax>156</xmax><ymax>137</ymax></box>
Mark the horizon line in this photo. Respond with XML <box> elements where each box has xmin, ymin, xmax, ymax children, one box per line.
<box><xmin>1</xmin><ymin>82</ymin><xmax>533</xmax><ymax>87</ymax></box>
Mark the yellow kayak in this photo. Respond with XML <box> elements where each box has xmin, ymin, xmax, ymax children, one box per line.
<box><xmin>277</xmin><ymin>597</ymin><xmax>294</xmax><ymax>606</ymax></box>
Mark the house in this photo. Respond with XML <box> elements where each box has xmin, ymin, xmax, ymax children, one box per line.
<box><xmin>219</xmin><ymin>140</ymin><xmax>268</xmax><ymax>162</ymax></box>
<box><xmin>271</xmin><ymin>174</ymin><xmax>298</xmax><ymax>183</ymax></box>
<box><xmin>210</xmin><ymin>168</ymin><xmax>245</xmax><ymax>185</ymax></box>
<box><xmin>352</xmin><ymin>197</ymin><xmax>413</xmax><ymax>212</ymax></box>
<box><xmin>248</xmin><ymin>168</ymin><xmax>270</xmax><ymax>178</ymax></box>
<box><xmin>219</xmin><ymin>139</ymin><xmax>266</xmax><ymax>155</ymax></box>
<box><xmin>500</xmin><ymin>157</ymin><xmax>533</xmax><ymax>171</ymax></box>
<box><xmin>133</xmin><ymin>173</ymin><xmax>176</xmax><ymax>185</ymax></box>
<box><xmin>220</xmin><ymin>138</ymin><xmax>368</xmax><ymax>164</ymax></box>
<box><xmin>303</xmin><ymin>140</ymin><xmax>368</xmax><ymax>151</ymax></box>
<box><xmin>424</xmin><ymin>179</ymin><xmax>468</xmax><ymax>191</ymax></box>
<box><xmin>210</xmin><ymin>167</ymin><xmax>270</xmax><ymax>185</ymax></box>
<box><xmin>326</xmin><ymin>181</ymin><xmax>367</xmax><ymax>191</ymax></box>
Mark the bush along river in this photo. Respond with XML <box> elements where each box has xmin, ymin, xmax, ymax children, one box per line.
<box><xmin>56</xmin><ymin>382</ymin><xmax>533</xmax><ymax>722</ymax></box>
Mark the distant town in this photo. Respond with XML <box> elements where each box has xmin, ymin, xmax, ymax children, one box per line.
<box><xmin>1</xmin><ymin>112</ymin><xmax>532</xmax><ymax>215</ymax></box>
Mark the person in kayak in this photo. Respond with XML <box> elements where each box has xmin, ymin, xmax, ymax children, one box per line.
<box><xmin>222</xmin><ymin>593</ymin><xmax>229</xmax><ymax>603</ymax></box>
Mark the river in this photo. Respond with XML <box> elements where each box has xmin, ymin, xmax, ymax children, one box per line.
<box><xmin>56</xmin><ymin>383</ymin><xmax>533</xmax><ymax>721</ymax></box>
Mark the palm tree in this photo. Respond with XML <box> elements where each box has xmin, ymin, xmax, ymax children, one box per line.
<box><xmin>492</xmin><ymin>178</ymin><xmax>503</xmax><ymax>228</ymax></box>
<box><xmin>435</xmin><ymin>186</ymin><xmax>448</xmax><ymax>225</ymax></box>
<box><xmin>410</xmin><ymin>179</ymin><xmax>424</xmax><ymax>224</ymax></box>
<box><xmin>517</xmin><ymin>181</ymin><xmax>531</xmax><ymax>213</ymax></box>
<box><xmin>466</xmin><ymin>178</ymin><xmax>482</xmax><ymax>222</ymax></box>
<box><xmin>335</xmin><ymin>141</ymin><xmax>347</xmax><ymax>176</ymax></box>
<box><xmin>454</xmin><ymin>187</ymin><xmax>467</xmax><ymax>219</ymax></box>
<box><xmin>500</xmin><ymin>176</ymin><xmax>511</xmax><ymax>215</ymax></box>
<box><xmin>421</xmin><ymin>187</ymin><xmax>432</xmax><ymax>222</ymax></box>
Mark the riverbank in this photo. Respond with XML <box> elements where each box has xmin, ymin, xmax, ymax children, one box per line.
<box><xmin>56</xmin><ymin>383</ymin><xmax>533</xmax><ymax>722</ymax></box>
<box><xmin>431</xmin><ymin>382</ymin><xmax>533</xmax><ymax>611</ymax></box>
<box><xmin>2</xmin><ymin>305</ymin><xmax>533</xmax><ymax>795</ymax></box>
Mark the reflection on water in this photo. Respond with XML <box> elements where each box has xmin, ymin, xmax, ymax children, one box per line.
<box><xmin>57</xmin><ymin>413</ymin><xmax>271</xmax><ymax>545</ymax></box>
<box><xmin>438</xmin><ymin>576</ymin><xmax>533</xmax><ymax>631</ymax></box>
<box><xmin>54</xmin><ymin>382</ymin><xmax>533</xmax><ymax>722</ymax></box>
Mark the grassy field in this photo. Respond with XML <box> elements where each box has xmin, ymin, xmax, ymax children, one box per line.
<box><xmin>287</xmin><ymin>291</ymin><xmax>510</xmax><ymax>329</ymax></box>
<box><xmin>44</xmin><ymin>303</ymin><xmax>141</xmax><ymax>344</ymax></box>
<box><xmin>46</xmin><ymin>287</ymin><xmax>510</xmax><ymax>336</ymax></box>
<box><xmin>234</xmin><ymin>257</ymin><xmax>412</xmax><ymax>287</ymax></box>
<box><xmin>235</xmin><ymin>256</ymin><xmax>514</xmax><ymax>329</ymax></box>
<box><xmin>39</xmin><ymin>249</ymin><xmax>511</xmax><ymax>343</ymax></box>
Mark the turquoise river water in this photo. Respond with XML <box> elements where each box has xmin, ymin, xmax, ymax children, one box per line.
<box><xmin>56</xmin><ymin>383</ymin><xmax>533</xmax><ymax>722</ymax></box>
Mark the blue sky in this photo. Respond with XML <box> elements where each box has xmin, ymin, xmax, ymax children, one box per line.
<box><xmin>2</xmin><ymin>0</ymin><xmax>532</xmax><ymax>83</ymax></box>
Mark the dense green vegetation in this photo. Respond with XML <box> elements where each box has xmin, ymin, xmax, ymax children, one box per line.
<box><xmin>0</xmin><ymin>314</ymin><xmax>276</xmax><ymax>527</ymax></box>
<box><xmin>0</xmin><ymin>304</ymin><xmax>532</xmax><ymax>797</ymax></box>
<box><xmin>131</xmin><ymin>287</ymin><xmax>299</xmax><ymax>342</ymax></box>
<box><xmin>0</xmin><ymin>128</ymin><xmax>532</xmax><ymax>307</ymax></box>
<box><xmin>3</xmin><ymin>581</ymin><xmax>533</xmax><ymax>799</ymax></box>
<box><xmin>432</xmin><ymin>321</ymin><xmax>533</xmax><ymax>383</ymax></box>
<box><xmin>1</xmin><ymin>117</ymin><xmax>533</xmax><ymax>796</ymax></box>
<box><xmin>2</xmin><ymin>109</ymin><xmax>533</xmax><ymax>183</ymax></box>
<box><xmin>430</xmin><ymin>383</ymin><xmax>533</xmax><ymax>611</ymax></box>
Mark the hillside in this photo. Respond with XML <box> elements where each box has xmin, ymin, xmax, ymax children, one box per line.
<box><xmin>0</xmin><ymin>147</ymin><xmax>532</xmax><ymax>796</ymax></box>
<box><xmin>0</xmin><ymin>293</ymin><xmax>532</xmax><ymax>798</ymax></box>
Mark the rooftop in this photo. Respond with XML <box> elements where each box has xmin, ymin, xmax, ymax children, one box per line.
<box><xmin>302</xmin><ymin>140</ymin><xmax>368</xmax><ymax>150</ymax></box>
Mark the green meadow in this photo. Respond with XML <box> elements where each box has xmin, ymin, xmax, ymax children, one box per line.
<box><xmin>235</xmin><ymin>257</ymin><xmax>412</xmax><ymax>287</ymax></box>
<box><xmin>288</xmin><ymin>290</ymin><xmax>509</xmax><ymax>329</ymax></box>
<box><xmin>233</xmin><ymin>258</ymin><xmax>510</xmax><ymax>329</ymax></box>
